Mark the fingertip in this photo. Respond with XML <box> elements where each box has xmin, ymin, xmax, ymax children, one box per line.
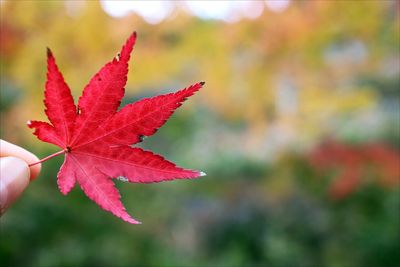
<box><xmin>0</xmin><ymin>140</ymin><xmax>41</xmax><ymax>180</ymax></box>
<box><xmin>0</xmin><ymin>156</ymin><xmax>30</xmax><ymax>182</ymax></box>
<box><xmin>17</xmin><ymin>151</ymin><xmax>40</xmax><ymax>181</ymax></box>
<box><xmin>0</xmin><ymin>157</ymin><xmax>30</xmax><ymax>214</ymax></box>
<box><xmin>29</xmin><ymin>162</ymin><xmax>41</xmax><ymax>181</ymax></box>
<box><xmin>26</xmin><ymin>151</ymin><xmax>41</xmax><ymax>180</ymax></box>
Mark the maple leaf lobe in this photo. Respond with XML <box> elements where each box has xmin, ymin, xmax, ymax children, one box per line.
<box><xmin>28</xmin><ymin>31</ymin><xmax>204</xmax><ymax>224</ymax></box>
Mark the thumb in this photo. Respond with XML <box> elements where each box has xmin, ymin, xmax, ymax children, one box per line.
<box><xmin>0</xmin><ymin>157</ymin><xmax>30</xmax><ymax>215</ymax></box>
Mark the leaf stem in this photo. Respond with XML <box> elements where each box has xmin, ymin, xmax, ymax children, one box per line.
<box><xmin>28</xmin><ymin>150</ymin><xmax>66</xmax><ymax>167</ymax></box>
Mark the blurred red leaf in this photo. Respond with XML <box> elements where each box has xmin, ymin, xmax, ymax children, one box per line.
<box><xmin>309</xmin><ymin>140</ymin><xmax>400</xmax><ymax>200</ymax></box>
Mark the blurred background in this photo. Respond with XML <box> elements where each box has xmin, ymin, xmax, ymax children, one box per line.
<box><xmin>0</xmin><ymin>1</ymin><xmax>399</xmax><ymax>266</ymax></box>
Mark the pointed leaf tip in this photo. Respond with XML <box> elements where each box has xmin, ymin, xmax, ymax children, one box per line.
<box><xmin>119</xmin><ymin>31</ymin><xmax>137</xmax><ymax>62</ymax></box>
<box><xmin>46</xmin><ymin>47</ymin><xmax>53</xmax><ymax>58</ymax></box>
<box><xmin>124</xmin><ymin>216</ymin><xmax>141</xmax><ymax>224</ymax></box>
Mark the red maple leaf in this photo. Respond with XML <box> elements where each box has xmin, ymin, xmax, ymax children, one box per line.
<box><xmin>27</xmin><ymin>32</ymin><xmax>205</xmax><ymax>224</ymax></box>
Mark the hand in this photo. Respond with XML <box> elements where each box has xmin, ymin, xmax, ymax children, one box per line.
<box><xmin>0</xmin><ymin>139</ymin><xmax>41</xmax><ymax>215</ymax></box>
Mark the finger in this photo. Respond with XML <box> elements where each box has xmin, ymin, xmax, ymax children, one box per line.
<box><xmin>0</xmin><ymin>157</ymin><xmax>30</xmax><ymax>215</ymax></box>
<box><xmin>0</xmin><ymin>139</ymin><xmax>41</xmax><ymax>180</ymax></box>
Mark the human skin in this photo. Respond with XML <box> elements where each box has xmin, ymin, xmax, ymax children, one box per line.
<box><xmin>0</xmin><ymin>139</ymin><xmax>41</xmax><ymax>215</ymax></box>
